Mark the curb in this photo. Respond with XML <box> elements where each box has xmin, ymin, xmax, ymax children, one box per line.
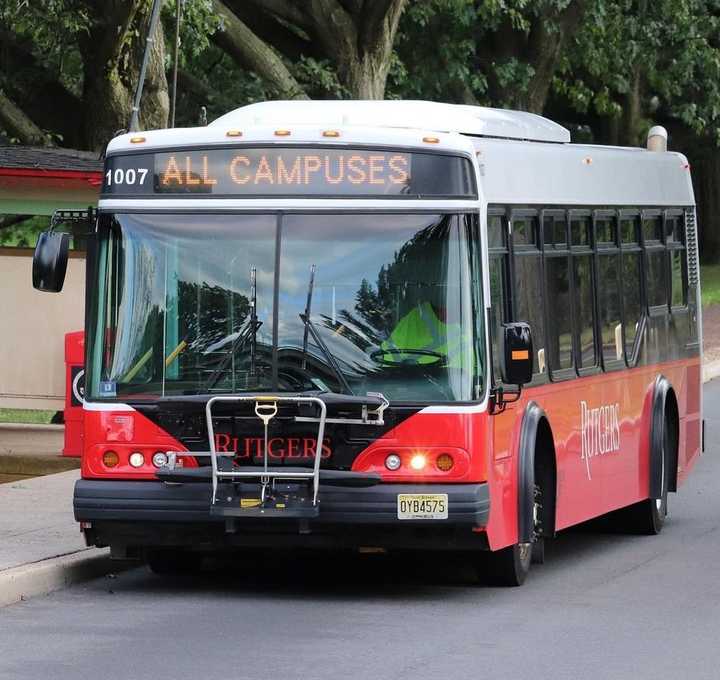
<box><xmin>0</xmin><ymin>548</ymin><xmax>113</xmax><ymax>608</ymax></box>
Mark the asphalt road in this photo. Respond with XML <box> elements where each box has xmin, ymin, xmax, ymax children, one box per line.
<box><xmin>2</xmin><ymin>382</ymin><xmax>720</xmax><ymax>680</ymax></box>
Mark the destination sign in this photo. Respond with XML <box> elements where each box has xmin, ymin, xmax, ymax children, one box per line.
<box><xmin>101</xmin><ymin>147</ymin><xmax>475</xmax><ymax>198</ymax></box>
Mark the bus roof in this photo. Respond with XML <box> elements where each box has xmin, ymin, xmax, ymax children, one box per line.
<box><xmin>210</xmin><ymin>100</ymin><xmax>571</xmax><ymax>143</ymax></box>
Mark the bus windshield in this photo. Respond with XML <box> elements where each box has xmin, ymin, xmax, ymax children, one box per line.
<box><xmin>87</xmin><ymin>212</ymin><xmax>483</xmax><ymax>403</ymax></box>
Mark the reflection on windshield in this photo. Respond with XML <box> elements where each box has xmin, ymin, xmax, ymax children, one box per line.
<box><xmin>87</xmin><ymin>213</ymin><xmax>483</xmax><ymax>402</ymax></box>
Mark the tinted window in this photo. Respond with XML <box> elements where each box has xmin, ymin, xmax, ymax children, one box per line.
<box><xmin>545</xmin><ymin>257</ymin><xmax>573</xmax><ymax>371</ymax></box>
<box><xmin>598</xmin><ymin>255</ymin><xmax>622</xmax><ymax>364</ymax></box>
<box><xmin>512</xmin><ymin>215</ymin><xmax>537</xmax><ymax>246</ymax></box>
<box><xmin>573</xmin><ymin>255</ymin><xmax>597</xmax><ymax>368</ymax></box>
<box><xmin>622</xmin><ymin>252</ymin><xmax>643</xmax><ymax>357</ymax></box>
<box><xmin>671</xmin><ymin>250</ymin><xmax>686</xmax><ymax>307</ymax></box>
<box><xmin>620</xmin><ymin>216</ymin><xmax>639</xmax><ymax>244</ymax></box>
<box><xmin>642</xmin><ymin>215</ymin><xmax>662</xmax><ymax>242</ymax></box>
<box><xmin>571</xmin><ymin>216</ymin><xmax>591</xmax><ymax>246</ymax></box>
<box><xmin>666</xmin><ymin>215</ymin><xmax>683</xmax><ymax>244</ymax></box>
<box><xmin>596</xmin><ymin>216</ymin><xmax>616</xmax><ymax>245</ymax></box>
<box><xmin>489</xmin><ymin>256</ymin><xmax>507</xmax><ymax>380</ymax></box>
<box><xmin>488</xmin><ymin>214</ymin><xmax>506</xmax><ymax>248</ymax></box>
<box><xmin>514</xmin><ymin>254</ymin><xmax>545</xmax><ymax>375</ymax></box>
<box><xmin>543</xmin><ymin>213</ymin><xmax>567</xmax><ymax>247</ymax></box>
<box><xmin>646</xmin><ymin>250</ymin><xmax>668</xmax><ymax>307</ymax></box>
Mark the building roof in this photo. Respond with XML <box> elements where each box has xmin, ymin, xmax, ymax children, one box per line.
<box><xmin>210</xmin><ymin>100</ymin><xmax>572</xmax><ymax>144</ymax></box>
<box><xmin>0</xmin><ymin>146</ymin><xmax>103</xmax><ymax>174</ymax></box>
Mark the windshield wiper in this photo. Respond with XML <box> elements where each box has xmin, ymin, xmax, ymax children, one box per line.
<box><xmin>204</xmin><ymin>266</ymin><xmax>262</xmax><ymax>391</ymax></box>
<box><xmin>299</xmin><ymin>264</ymin><xmax>354</xmax><ymax>395</ymax></box>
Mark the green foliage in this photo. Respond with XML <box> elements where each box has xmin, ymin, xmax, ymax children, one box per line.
<box><xmin>0</xmin><ymin>215</ymin><xmax>49</xmax><ymax>248</ymax></box>
<box><xmin>0</xmin><ymin>408</ymin><xmax>56</xmax><ymax>424</ymax></box>
<box><xmin>0</xmin><ymin>0</ymin><xmax>87</xmax><ymax>96</ymax></box>
<box><xmin>558</xmin><ymin>0</ymin><xmax>720</xmax><ymax>141</ymax></box>
<box><xmin>701</xmin><ymin>264</ymin><xmax>720</xmax><ymax>306</ymax></box>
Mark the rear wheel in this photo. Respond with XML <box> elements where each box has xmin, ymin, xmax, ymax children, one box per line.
<box><xmin>617</xmin><ymin>419</ymin><xmax>670</xmax><ymax>535</ymax></box>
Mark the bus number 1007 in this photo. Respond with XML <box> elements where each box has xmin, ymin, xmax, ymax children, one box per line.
<box><xmin>105</xmin><ymin>168</ymin><xmax>149</xmax><ymax>187</ymax></box>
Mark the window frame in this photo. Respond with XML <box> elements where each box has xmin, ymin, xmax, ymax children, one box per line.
<box><xmin>509</xmin><ymin>208</ymin><xmax>548</xmax><ymax>385</ymax></box>
<box><xmin>594</xmin><ymin>209</ymin><xmax>625</xmax><ymax>372</ymax></box>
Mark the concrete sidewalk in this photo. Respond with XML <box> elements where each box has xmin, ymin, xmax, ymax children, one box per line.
<box><xmin>0</xmin><ymin>470</ymin><xmax>111</xmax><ymax>606</ymax></box>
<box><xmin>0</xmin><ymin>470</ymin><xmax>86</xmax><ymax>571</ymax></box>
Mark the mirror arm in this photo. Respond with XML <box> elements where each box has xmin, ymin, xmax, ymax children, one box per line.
<box><xmin>489</xmin><ymin>383</ymin><xmax>523</xmax><ymax>415</ymax></box>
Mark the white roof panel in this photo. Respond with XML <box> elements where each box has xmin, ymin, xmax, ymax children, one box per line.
<box><xmin>475</xmin><ymin>138</ymin><xmax>695</xmax><ymax>206</ymax></box>
<box><xmin>210</xmin><ymin>100</ymin><xmax>571</xmax><ymax>144</ymax></box>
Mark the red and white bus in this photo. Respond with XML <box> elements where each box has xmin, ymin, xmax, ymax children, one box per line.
<box><xmin>34</xmin><ymin>101</ymin><xmax>702</xmax><ymax>585</ymax></box>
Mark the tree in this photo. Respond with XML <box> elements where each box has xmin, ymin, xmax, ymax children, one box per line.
<box><xmin>209</xmin><ymin>0</ymin><xmax>408</xmax><ymax>99</ymax></box>
<box><xmin>0</xmin><ymin>0</ymin><xmax>169</xmax><ymax>150</ymax></box>
<box><xmin>390</xmin><ymin>1</ymin><xmax>588</xmax><ymax>112</ymax></box>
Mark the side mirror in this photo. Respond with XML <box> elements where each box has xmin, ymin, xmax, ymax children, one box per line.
<box><xmin>501</xmin><ymin>322</ymin><xmax>533</xmax><ymax>385</ymax></box>
<box><xmin>32</xmin><ymin>231</ymin><xmax>70</xmax><ymax>292</ymax></box>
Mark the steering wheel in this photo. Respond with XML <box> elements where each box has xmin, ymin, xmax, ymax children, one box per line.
<box><xmin>370</xmin><ymin>348</ymin><xmax>445</xmax><ymax>366</ymax></box>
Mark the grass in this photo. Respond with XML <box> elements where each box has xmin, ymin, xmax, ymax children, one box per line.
<box><xmin>702</xmin><ymin>264</ymin><xmax>720</xmax><ymax>307</ymax></box>
<box><xmin>0</xmin><ymin>409</ymin><xmax>57</xmax><ymax>425</ymax></box>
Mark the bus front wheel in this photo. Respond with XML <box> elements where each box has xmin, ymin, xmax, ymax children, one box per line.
<box><xmin>479</xmin><ymin>542</ymin><xmax>532</xmax><ymax>587</ymax></box>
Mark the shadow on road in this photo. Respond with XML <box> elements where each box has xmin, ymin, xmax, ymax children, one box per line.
<box><xmin>114</xmin><ymin>518</ymin><xmax>669</xmax><ymax>602</ymax></box>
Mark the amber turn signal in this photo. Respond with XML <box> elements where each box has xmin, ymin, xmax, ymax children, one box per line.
<box><xmin>436</xmin><ymin>453</ymin><xmax>454</xmax><ymax>472</ymax></box>
<box><xmin>102</xmin><ymin>450</ymin><xmax>119</xmax><ymax>468</ymax></box>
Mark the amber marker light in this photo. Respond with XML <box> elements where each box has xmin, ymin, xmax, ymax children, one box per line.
<box><xmin>103</xmin><ymin>451</ymin><xmax>119</xmax><ymax>468</ymax></box>
<box><xmin>130</xmin><ymin>136</ymin><xmax>146</xmax><ymax>144</ymax></box>
<box><xmin>423</xmin><ymin>136</ymin><xmax>440</xmax><ymax>144</ymax></box>
<box><xmin>410</xmin><ymin>453</ymin><xmax>427</xmax><ymax>471</ymax></box>
<box><xmin>322</xmin><ymin>130</ymin><xmax>340</xmax><ymax>138</ymax></box>
<box><xmin>226</xmin><ymin>129</ymin><xmax>243</xmax><ymax>137</ymax></box>
<box><xmin>274</xmin><ymin>129</ymin><xmax>291</xmax><ymax>136</ymax></box>
<box><xmin>436</xmin><ymin>453</ymin><xmax>454</xmax><ymax>472</ymax></box>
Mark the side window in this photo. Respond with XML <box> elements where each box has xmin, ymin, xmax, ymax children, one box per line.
<box><xmin>619</xmin><ymin>211</ymin><xmax>643</xmax><ymax>363</ymax></box>
<box><xmin>642</xmin><ymin>210</ymin><xmax>668</xmax><ymax>310</ymax></box>
<box><xmin>511</xmin><ymin>212</ymin><xmax>545</xmax><ymax>378</ymax></box>
<box><xmin>488</xmin><ymin>212</ymin><xmax>508</xmax><ymax>382</ymax></box>
<box><xmin>645</xmin><ymin>250</ymin><xmax>668</xmax><ymax>308</ymax></box>
<box><xmin>545</xmin><ymin>255</ymin><xmax>573</xmax><ymax>372</ymax></box>
<box><xmin>642</xmin><ymin>214</ymin><xmax>663</xmax><ymax>243</ymax></box>
<box><xmin>572</xmin><ymin>254</ymin><xmax>597</xmax><ymax>369</ymax></box>
<box><xmin>666</xmin><ymin>211</ymin><xmax>687</xmax><ymax>308</ymax></box>
<box><xmin>596</xmin><ymin>211</ymin><xmax>622</xmax><ymax>367</ymax></box>
<box><xmin>598</xmin><ymin>254</ymin><xmax>622</xmax><ymax>364</ymax></box>
<box><xmin>570</xmin><ymin>210</ymin><xmax>597</xmax><ymax>371</ymax></box>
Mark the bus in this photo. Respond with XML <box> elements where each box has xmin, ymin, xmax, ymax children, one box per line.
<box><xmin>33</xmin><ymin>100</ymin><xmax>702</xmax><ymax>586</ymax></box>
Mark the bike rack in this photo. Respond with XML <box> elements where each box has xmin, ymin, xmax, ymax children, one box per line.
<box><xmin>205</xmin><ymin>395</ymin><xmax>327</xmax><ymax>513</ymax></box>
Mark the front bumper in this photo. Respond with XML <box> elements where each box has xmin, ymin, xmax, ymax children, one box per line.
<box><xmin>74</xmin><ymin>479</ymin><xmax>490</xmax><ymax>551</ymax></box>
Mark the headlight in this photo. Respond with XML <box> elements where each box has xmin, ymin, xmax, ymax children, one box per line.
<box><xmin>128</xmin><ymin>452</ymin><xmax>145</xmax><ymax>468</ymax></box>
<box><xmin>152</xmin><ymin>451</ymin><xmax>168</xmax><ymax>468</ymax></box>
<box><xmin>384</xmin><ymin>453</ymin><xmax>401</xmax><ymax>471</ymax></box>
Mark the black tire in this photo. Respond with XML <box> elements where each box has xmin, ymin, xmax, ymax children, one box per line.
<box><xmin>147</xmin><ymin>549</ymin><xmax>203</xmax><ymax>575</ymax></box>
<box><xmin>619</xmin><ymin>420</ymin><xmax>670</xmax><ymax>535</ymax></box>
<box><xmin>480</xmin><ymin>542</ymin><xmax>532</xmax><ymax>587</ymax></box>
<box><xmin>531</xmin><ymin>538</ymin><xmax>545</xmax><ymax>565</ymax></box>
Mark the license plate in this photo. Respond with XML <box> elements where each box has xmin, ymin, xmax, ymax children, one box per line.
<box><xmin>397</xmin><ymin>494</ymin><xmax>448</xmax><ymax>520</ymax></box>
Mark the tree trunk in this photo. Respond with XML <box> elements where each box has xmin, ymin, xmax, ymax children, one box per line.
<box><xmin>319</xmin><ymin>0</ymin><xmax>407</xmax><ymax>99</ymax></box>
<box><xmin>212</xmin><ymin>0</ymin><xmax>308</xmax><ymax>100</ymax></box>
<box><xmin>620</xmin><ymin>67</ymin><xmax>643</xmax><ymax>147</ymax></box>
<box><xmin>0</xmin><ymin>90</ymin><xmax>47</xmax><ymax>145</ymax></box>
<box><xmin>79</xmin><ymin>1</ymin><xmax>169</xmax><ymax>151</ymax></box>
